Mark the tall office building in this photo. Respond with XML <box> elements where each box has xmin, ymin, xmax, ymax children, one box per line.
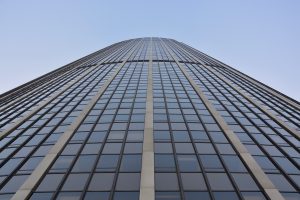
<box><xmin>0</xmin><ymin>38</ymin><xmax>299</xmax><ymax>200</ymax></box>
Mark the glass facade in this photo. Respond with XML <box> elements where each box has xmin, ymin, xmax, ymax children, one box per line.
<box><xmin>0</xmin><ymin>38</ymin><xmax>299</xmax><ymax>200</ymax></box>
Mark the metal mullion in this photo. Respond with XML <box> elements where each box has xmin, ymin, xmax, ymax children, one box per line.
<box><xmin>160</xmin><ymin>39</ymin><xmax>285</xmax><ymax>200</ymax></box>
<box><xmin>0</xmin><ymin>65</ymin><xmax>117</xmax><ymax>190</ymax></box>
<box><xmin>156</xmin><ymin>61</ymin><xmax>185</xmax><ymax>200</ymax></box>
<box><xmin>165</xmin><ymin>61</ymin><xmax>217</xmax><ymax>200</ymax></box>
<box><xmin>184</xmin><ymin>62</ymin><xmax>300</xmax><ymax>190</ymax></box>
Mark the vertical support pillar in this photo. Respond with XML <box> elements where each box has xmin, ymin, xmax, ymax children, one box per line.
<box><xmin>139</xmin><ymin>38</ymin><xmax>154</xmax><ymax>200</ymax></box>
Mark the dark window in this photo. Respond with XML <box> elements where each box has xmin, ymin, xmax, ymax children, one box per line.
<box><xmin>156</xmin><ymin>192</ymin><xmax>181</xmax><ymax>200</ymax></box>
<box><xmin>177</xmin><ymin>155</ymin><xmax>201</xmax><ymax>172</ymax></box>
<box><xmin>120</xmin><ymin>155</ymin><xmax>142</xmax><ymax>172</ymax></box>
<box><xmin>0</xmin><ymin>175</ymin><xmax>28</xmax><ymax>193</ymax></box>
<box><xmin>155</xmin><ymin>154</ymin><xmax>176</xmax><ymax>172</ymax></box>
<box><xmin>62</xmin><ymin>173</ymin><xmax>89</xmax><ymax>191</ymax></box>
<box><xmin>84</xmin><ymin>192</ymin><xmax>109</xmax><ymax>200</ymax></box>
<box><xmin>184</xmin><ymin>192</ymin><xmax>211</xmax><ymax>200</ymax></box>
<box><xmin>36</xmin><ymin>174</ymin><xmax>64</xmax><ymax>191</ymax></box>
<box><xmin>181</xmin><ymin>173</ymin><xmax>207</xmax><ymax>190</ymax></box>
<box><xmin>50</xmin><ymin>156</ymin><xmax>75</xmax><ymax>173</ymax></box>
<box><xmin>88</xmin><ymin>173</ymin><xmax>115</xmax><ymax>191</ymax></box>
<box><xmin>207</xmin><ymin>173</ymin><xmax>234</xmax><ymax>191</ymax></box>
<box><xmin>232</xmin><ymin>174</ymin><xmax>259</xmax><ymax>191</ymax></box>
<box><xmin>155</xmin><ymin>173</ymin><xmax>179</xmax><ymax>191</ymax></box>
<box><xmin>116</xmin><ymin>173</ymin><xmax>140</xmax><ymax>190</ymax></box>
<box><xmin>222</xmin><ymin>155</ymin><xmax>247</xmax><ymax>172</ymax></box>
<box><xmin>113</xmin><ymin>192</ymin><xmax>139</xmax><ymax>200</ymax></box>
<box><xmin>213</xmin><ymin>192</ymin><xmax>239</xmax><ymax>200</ymax></box>
<box><xmin>200</xmin><ymin>155</ymin><xmax>223</xmax><ymax>172</ymax></box>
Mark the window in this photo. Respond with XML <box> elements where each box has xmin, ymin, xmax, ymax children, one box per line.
<box><xmin>222</xmin><ymin>155</ymin><xmax>247</xmax><ymax>172</ymax></box>
<box><xmin>62</xmin><ymin>173</ymin><xmax>89</xmax><ymax>191</ymax></box>
<box><xmin>232</xmin><ymin>174</ymin><xmax>259</xmax><ymax>191</ymax></box>
<box><xmin>173</xmin><ymin>131</ymin><xmax>190</xmax><ymax>142</ymax></box>
<box><xmin>19</xmin><ymin>157</ymin><xmax>43</xmax><ymax>174</ymax></box>
<box><xmin>88</xmin><ymin>173</ymin><xmax>114</xmax><ymax>191</ymax></box>
<box><xmin>155</xmin><ymin>173</ymin><xmax>179</xmax><ymax>191</ymax></box>
<box><xmin>181</xmin><ymin>173</ymin><xmax>207</xmax><ymax>190</ymax></box>
<box><xmin>72</xmin><ymin>155</ymin><xmax>97</xmax><ymax>172</ymax></box>
<box><xmin>120</xmin><ymin>155</ymin><xmax>142</xmax><ymax>172</ymax></box>
<box><xmin>30</xmin><ymin>193</ymin><xmax>53</xmax><ymax>200</ymax></box>
<box><xmin>195</xmin><ymin>143</ymin><xmax>215</xmax><ymax>154</ymax></box>
<box><xmin>96</xmin><ymin>155</ymin><xmax>119</xmax><ymax>172</ymax></box>
<box><xmin>156</xmin><ymin>192</ymin><xmax>181</xmax><ymax>200</ymax></box>
<box><xmin>113</xmin><ymin>192</ymin><xmax>139</xmax><ymax>200</ymax></box>
<box><xmin>206</xmin><ymin>173</ymin><xmax>234</xmax><ymax>191</ymax></box>
<box><xmin>200</xmin><ymin>155</ymin><xmax>223</xmax><ymax>172</ymax></box>
<box><xmin>184</xmin><ymin>192</ymin><xmax>210</xmax><ymax>200</ymax></box>
<box><xmin>267</xmin><ymin>174</ymin><xmax>296</xmax><ymax>192</ymax></box>
<box><xmin>50</xmin><ymin>156</ymin><xmax>75</xmax><ymax>173</ymax></box>
<box><xmin>213</xmin><ymin>192</ymin><xmax>239</xmax><ymax>200</ymax></box>
<box><xmin>155</xmin><ymin>155</ymin><xmax>176</xmax><ymax>172</ymax></box>
<box><xmin>81</xmin><ymin>143</ymin><xmax>102</xmax><ymax>154</ymax></box>
<box><xmin>61</xmin><ymin>144</ymin><xmax>82</xmax><ymax>155</ymax></box>
<box><xmin>175</xmin><ymin>143</ymin><xmax>195</xmax><ymax>154</ymax></box>
<box><xmin>124</xmin><ymin>143</ymin><xmax>142</xmax><ymax>154</ymax></box>
<box><xmin>177</xmin><ymin>155</ymin><xmax>200</xmax><ymax>172</ymax></box>
<box><xmin>56</xmin><ymin>192</ymin><xmax>81</xmax><ymax>200</ymax></box>
<box><xmin>102</xmin><ymin>143</ymin><xmax>122</xmax><ymax>154</ymax></box>
<box><xmin>241</xmin><ymin>192</ymin><xmax>266</xmax><ymax>200</ymax></box>
<box><xmin>36</xmin><ymin>174</ymin><xmax>64</xmax><ymax>191</ymax></box>
<box><xmin>155</xmin><ymin>143</ymin><xmax>173</xmax><ymax>153</ymax></box>
<box><xmin>84</xmin><ymin>192</ymin><xmax>109</xmax><ymax>200</ymax></box>
<box><xmin>116</xmin><ymin>173</ymin><xmax>140</xmax><ymax>190</ymax></box>
<box><xmin>0</xmin><ymin>175</ymin><xmax>28</xmax><ymax>193</ymax></box>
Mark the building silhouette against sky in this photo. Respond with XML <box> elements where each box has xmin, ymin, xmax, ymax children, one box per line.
<box><xmin>0</xmin><ymin>38</ymin><xmax>299</xmax><ymax>200</ymax></box>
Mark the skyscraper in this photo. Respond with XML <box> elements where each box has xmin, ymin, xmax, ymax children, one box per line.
<box><xmin>0</xmin><ymin>38</ymin><xmax>299</xmax><ymax>200</ymax></box>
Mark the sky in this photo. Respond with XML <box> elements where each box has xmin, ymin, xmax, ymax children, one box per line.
<box><xmin>0</xmin><ymin>0</ymin><xmax>299</xmax><ymax>101</ymax></box>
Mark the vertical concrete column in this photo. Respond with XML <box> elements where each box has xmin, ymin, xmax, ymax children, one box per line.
<box><xmin>139</xmin><ymin>38</ymin><xmax>154</xmax><ymax>200</ymax></box>
<box><xmin>160</xmin><ymin>39</ymin><xmax>285</xmax><ymax>200</ymax></box>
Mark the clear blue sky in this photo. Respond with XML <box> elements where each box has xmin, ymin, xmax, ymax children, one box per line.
<box><xmin>0</xmin><ymin>0</ymin><xmax>299</xmax><ymax>101</ymax></box>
